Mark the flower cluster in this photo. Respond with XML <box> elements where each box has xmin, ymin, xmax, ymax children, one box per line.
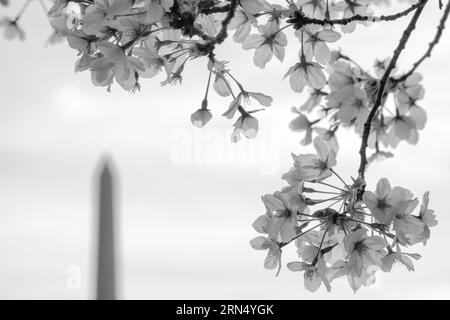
<box><xmin>1</xmin><ymin>0</ymin><xmax>430</xmax><ymax>144</ymax></box>
<box><xmin>44</xmin><ymin>0</ymin><xmax>281</xmax><ymax>143</ymax></box>
<box><xmin>251</xmin><ymin>137</ymin><xmax>437</xmax><ymax>292</ymax></box>
<box><xmin>289</xmin><ymin>53</ymin><xmax>428</xmax><ymax>162</ymax></box>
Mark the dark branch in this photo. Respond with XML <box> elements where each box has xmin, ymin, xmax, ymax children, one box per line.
<box><xmin>211</xmin><ymin>0</ymin><xmax>238</xmax><ymax>45</ymax></box>
<box><xmin>357</xmin><ymin>0</ymin><xmax>428</xmax><ymax>180</ymax></box>
<box><xmin>288</xmin><ymin>0</ymin><xmax>426</xmax><ymax>29</ymax></box>
<box><xmin>396</xmin><ymin>0</ymin><xmax>450</xmax><ymax>82</ymax></box>
<box><xmin>200</xmin><ymin>4</ymin><xmax>232</xmax><ymax>15</ymax></box>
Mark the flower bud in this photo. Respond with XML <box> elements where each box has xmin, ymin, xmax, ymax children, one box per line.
<box><xmin>241</xmin><ymin>115</ymin><xmax>259</xmax><ymax>139</ymax></box>
<box><xmin>190</xmin><ymin>108</ymin><xmax>212</xmax><ymax>128</ymax></box>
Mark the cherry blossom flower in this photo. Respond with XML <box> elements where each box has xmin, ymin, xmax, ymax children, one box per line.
<box><xmin>291</xmin><ymin>137</ymin><xmax>337</xmax><ymax>182</ymax></box>
<box><xmin>49</xmin><ymin>0</ymin><xmax>84</xmax><ymax>18</ymax></box>
<box><xmin>404</xmin><ymin>191</ymin><xmax>437</xmax><ymax>245</ymax></box>
<box><xmin>289</xmin><ymin>111</ymin><xmax>315</xmax><ymax>145</ymax></box>
<box><xmin>334</xmin><ymin>0</ymin><xmax>370</xmax><ymax>33</ymax></box>
<box><xmin>133</xmin><ymin>36</ymin><xmax>168</xmax><ymax>78</ymax></box>
<box><xmin>190</xmin><ymin>107</ymin><xmax>212</xmax><ymax>128</ymax></box>
<box><xmin>417</xmin><ymin>191</ymin><xmax>438</xmax><ymax>237</ymax></box>
<box><xmin>115</xmin><ymin>16</ymin><xmax>149</xmax><ymax>46</ymax></box>
<box><xmin>250</xmin><ymin>236</ymin><xmax>282</xmax><ymax>274</ymax></box>
<box><xmin>362</xmin><ymin>178</ymin><xmax>422</xmax><ymax>237</ymax></box>
<box><xmin>295</xmin><ymin>229</ymin><xmax>345</xmax><ymax>263</ymax></box>
<box><xmin>386</xmin><ymin>114</ymin><xmax>418</xmax><ymax>148</ymax></box>
<box><xmin>240</xmin><ymin>0</ymin><xmax>265</xmax><ymax>14</ymax></box>
<box><xmin>263</xmin><ymin>3</ymin><xmax>289</xmax><ymax>29</ymax></box>
<box><xmin>197</xmin><ymin>12</ymin><xmax>219</xmax><ymax>37</ymax></box>
<box><xmin>145</xmin><ymin>0</ymin><xmax>170</xmax><ymax>24</ymax></box>
<box><xmin>300</xmin><ymin>88</ymin><xmax>328</xmax><ymax>112</ymax></box>
<box><xmin>208</xmin><ymin>60</ymin><xmax>233</xmax><ymax>97</ymax></box>
<box><xmin>47</xmin><ymin>0</ymin><xmax>70</xmax><ymax>17</ymax></box>
<box><xmin>392</xmin><ymin>199</ymin><xmax>424</xmax><ymax>245</ymax></box>
<box><xmin>281</xmin><ymin>168</ymin><xmax>304</xmax><ymax>188</ymax></box>
<box><xmin>367</xmin><ymin>117</ymin><xmax>391</xmax><ymax>149</ymax></box>
<box><xmin>253</xmin><ymin>191</ymin><xmax>301</xmax><ymax>243</ymax></box>
<box><xmin>222</xmin><ymin>90</ymin><xmax>272</xmax><ymax>119</ymax></box>
<box><xmin>336</xmin><ymin>87</ymin><xmax>369</xmax><ymax>128</ymax></box>
<box><xmin>314</xmin><ymin>127</ymin><xmax>339</xmax><ymax>152</ymax></box>
<box><xmin>287</xmin><ymin>259</ymin><xmax>332</xmax><ymax>292</ymax></box>
<box><xmin>212</xmin><ymin>72</ymin><xmax>232</xmax><ymax>97</ymax></box>
<box><xmin>344</xmin><ymin>229</ymin><xmax>388</xmax><ymax>280</ymax></box>
<box><xmin>284</xmin><ymin>52</ymin><xmax>326</xmax><ymax>93</ymax></box>
<box><xmin>395</xmin><ymin>73</ymin><xmax>427</xmax><ymax>130</ymax></box>
<box><xmin>242</xmin><ymin>22</ymin><xmax>288</xmax><ymax>68</ymax></box>
<box><xmin>48</xmin><ymin>8</ymin><xmax>82</xmax><ymax>38</ymax></box>
<box><xmin>230</xmin><ymin>114</ymin><xmax>259</xmax><ymax>142</ymax></box>
<box><xmin>91</xmin><ymin>41</ymin><xmax>145</xmax><ymax>91</ymax></box>
<box><xmin>368</xmin><ymin>150</ymin><xmax>394</xmax><ymax>164</ymax></box>
<box><xmin>346</xmin><ymin>264</ymin><xmax>378</xmax><ymax>292</ymax></box>
<box><xmin>373</xmin><ymin>58</ymin><xmax>396</xmax><ymax>78</ymax></box>
<box><xmin>0</xmin><ymin>18</ymin><xmax>25</xmax><ymax>41</ymax></box>
<box><xmin>228</xmin><ymin>8</ymin><xmax>257</xmax><ymax>43</ymax></box>
<box><xmin>82</xmin><ymin>0</ymin><xmax>134</xmax><ymax>36</ymax></box>
<box><xmin>75</xmin><ymin>54</ymin><xmax>97</xmax><ymax>73</ymax></box>
<box><xmin>297</xmin><ymin>0</ymin><xmax>327</xmax><ymax>18</ymax></box>
<box><xmin>160</xmin><ymin>59</ymin><xmax>186</xmax><ymax>86</ymax></box>
<box><xmin>362</xmin><ymin>178</ymin><xmax>399</xmax><ymax>224</ymax></box>
<box><xmin>381</xmin><ymin>245</ymin><xmax>421</xmax><ymax>272</ymax></box>
<box><xmin>300</xmin><ymin>25</ymin><xmax>341</xmax><ymax>64</ymax></box>
<box><xmin>270</xmin><ymin>187</ymin><xmax>307</xmax><ymax>233</ymax></box>
<box><xmin>328</xmin><ymin>60</ymin><xmax>364</xmax><ymax>102</ymax></box>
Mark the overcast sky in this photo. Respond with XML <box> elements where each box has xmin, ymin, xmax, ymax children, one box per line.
<box><xmin>1</xmin><ymin>1</ymin><xmax>449</xmax><ymax>299</ymax></box>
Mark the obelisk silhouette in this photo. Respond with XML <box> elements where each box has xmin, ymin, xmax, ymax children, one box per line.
<box><xmin>96</xmin><ymin>159</ymin><xmax>116</xmax><ymax>300</ymax></box>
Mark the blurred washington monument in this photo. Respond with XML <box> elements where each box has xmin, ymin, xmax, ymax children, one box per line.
<box><xmin>95</xmin><ymin>157</ymin><xmax>118</xmax><ymax>300</ymax></box>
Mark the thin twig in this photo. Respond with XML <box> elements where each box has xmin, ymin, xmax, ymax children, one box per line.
<box><xmin>217</xmin><ymin>67</ymin><xmax>248</xmax><ymax>116</ymax></box>
<box><xmin>203</xmin><ymin>67</ymin><xmax>213</xmax><ymax>102</ymax></box>
<box><xmin>396</xmin><ymin>0</ymin><xmax>450</xmax><ymax>82</ymax></box>
<box><xmin>280</xmin><ymin>222</ymin><xmax>325</xmax><ymax>248</ymax></box>
<box><xmin>325</xmin><ymin>198</ymin><xmax>342</xmax><ymax>209</ymax></box>
<box><xmin>288</xmin><ymin>1</ymin><xmax>426</xmax><ymax>29</ymax></box>
<box><xmin>330</xmin><ymin>168</ymin><xmax>349</xmax><ymax>189</ymax></box>
<box><xmin>15</xmin><ymin>0</ymin><xmax>32</xmax><ymax>21</ymax></box>
<box><xmin>200</xmin><ymin>4</ymin><xmax>232</xmax><ymax>15</ymax></box>
<box><xmin>357</xmin><ymin>0</ymin><xmax>428</xmax><ymax>180</ymax></box>
<box><xmin>212</xmin><ymin>0</ymin><xmax>238</xmax><ymax>44</ymax></box>
<box><xmin>316</xmin><ymin>181</ymin><xmax>346</xmax><ymax>192</ymax></box>
<box><xmin>311</xmin><ymin>229</ymin><xmax>328</xmax><ymax>265</ymax></box>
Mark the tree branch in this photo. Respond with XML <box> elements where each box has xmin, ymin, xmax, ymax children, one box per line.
<box><xmin>288</xmin><ymin>0</ymin><xmax>426</xmax><ymax>29</ymax></box>
<box><xmin>200</xmin><ymin>4</ymin><xmax>232</xmax><ymax>15</ymax></box>
<box><xmin>357</xmin><ymin>0</ymin><xmax>428</xmax><ymax>180</ymax></box>
<box><xmin>211</xmin><ymin>0</ymin><xmax>238</xmax><ymax>44</ymax></box>
<box><xmin>396</xmin><ymin>0</ymin><xmax>450</xmax><ymax>82</ymax></box>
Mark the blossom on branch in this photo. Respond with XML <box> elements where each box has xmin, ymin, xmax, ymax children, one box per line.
<box><xmin>230</xmin><ymin>113</ymin><xmax>259</xmax><ymax>142</ymax></box>
<box><xmin>222</xmin><ymin>90</ymin><xmax>272</xmax><ymax>119</ymax></box>
<box><xmin>251</xmin><ymin>137</ymin><xmax>437</xmax><ymax>291</ymax></box>
<box><xmin>228</xmin><ymin>8</ymin><xmax>257</xmax><ymax>43</ymax></box>
<box><xmin>0</xmin><ymin>18</ymin><xmax>25</xmax><ymax>41</ymax></box>
<box><xmin>284</xmin><ymin>54</ymin><xmax>326</xmax><ymax>93</ymax></box>
<box><xmin>291</xmin><ymin>137</ymin><xmax>337</xmax><ymax>181</ymax></box>
<box><xmin>242</xmin><ymin>22</ymin><xmax>288</xmax><ymax>68</ymax></box>
<box><xmin>250</xmin><ymin>236</ymin><xmax>282</xmax><ymax>274</ymax></box>
<box><xmin>300</xmin><ymin>25</ymin><xmax>341</xmax><ymax>64</ymax></box>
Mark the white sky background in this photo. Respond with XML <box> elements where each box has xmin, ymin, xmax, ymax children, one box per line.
<box><xmin>0</xmin><ymin>1</ymin><xmax>450</xmax><ymax>299</ymax></box>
